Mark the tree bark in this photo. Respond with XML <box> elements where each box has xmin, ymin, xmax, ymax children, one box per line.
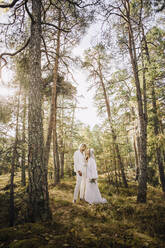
<box><xmin>53</xmin><ymin>130</ymin><xmax>60</xmax><ymax>185</ymax></box>
<box><xmin>159</xmin><ymin>119</ymin><xmax>165</xmax><ymax>163</ymax></box>
<box><xmin>21</xmin><ymin>93</ymin><xmax>26</xmax><ymax>186</ymax></box>
<box><xmin>59</xmin><ymin>95</ymin><xmax>65</xmax><ymax>179</ymax></box>
<box><xmin>60</xmin><ymin>149</ymin><xmax>65</xmax><ymax>178</ymax></box>
<box><xmin>28</xmin><ymin>0</ymin><xmax>51</xmax><ymax>222</ymax></box>
<box><xmin>151</xmin><ymin>85</ymin><xmax>165</xmax><ymax>192</ymax></box>
<box><xmin>133</xmin><ymin>135</ymin><xmax>139</xmax><ymax>181</ymax></box>
<box><xmin>124</xmin><ymin>0</ymin><xmax>147</xmax><ymax>202</ymax></box>
<box><xmin>52</xmin><ymin>8</ymin><xmax>62</xmax><ymax>185</ymax></box>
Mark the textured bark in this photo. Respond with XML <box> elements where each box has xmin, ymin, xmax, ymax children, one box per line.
<box><xmin>98</xmin><ymin>59</ymin><xmax>128</xmax><ymax>188</ymax></box>
<box><xmin>10</xmin><ymin>87</ymin><xmax>21</xmax><ymax>226</ymax></box>
<box><xmin>21</xmin><ymin>94</ymin><xmax>26</xmax><ymax>186</ymax></box>
<box><xmin>152</xmin><ymin>86</ymin><xmax>165</xmax><ymax>192</ymax></box>
<box><xmin>28</xmin><ymin>0</ymin><xmax>51</xmax><ymax>222</ymax></box>
<box><xmin>124</xmin><ymin>0</ymin><xmax>147</xmax><ymax>202</ymax></box>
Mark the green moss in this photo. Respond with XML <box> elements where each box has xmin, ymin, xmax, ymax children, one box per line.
<box><xmin>25</xmin><ymin>223</ymin><xmax>47</xmax><ymax>234</ymax></box>
<box><xmin>9</xmin><ymin>237</ymin><xmax>46</xmax><ymax>248</ymax></box>
<box><xmin>55</xmin><ymin>199</ymin><xmax>72</xmax><ymax>207</ymax></box>
<box><xmin>0</xmin><ymin>228</ymin><xmax>27</xmax><ymax>242</ymax></box>
<box><xmin>1</xmin><ymin>177</ymin><xmax>165</xmax><ymax>248</ymax></box>
<box><xmin>0</xmin><ymin>223</ymin><xmax>48</xmax><ymax>244</ymax></box>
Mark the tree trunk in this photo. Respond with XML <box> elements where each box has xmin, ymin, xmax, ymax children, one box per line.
<box><xmin>140</xmin><ymin>13</ymin><xmax>165</xmax><ymax>193</ymax></box>
<box><xmin>44</xmin><ymin>8</ymin><xmax>61</xmax><ymax>168</ymax></box>
<box><xmin>59</xmin><ymin>95</ymin><xmax>65</xmax><ymax>179</ymax></box>
<box><xmin>151</xmin><ymin>85</ymin><xmax>165</xmax><ymax>192</ymax></box>
<box><xmin>125</xmin><ymin>1</ymin><xmax>147</xmax><ymax>202</ymax></box>
<box><xmin>52</xmin><ymin>9</ymin><xmax>62</xmax><ymax>185</ymax></box>
<box><xmin>28</xmin><ymin>0</ymin><xmax>51</xmax><ymax>222</ymax></box>
<box><xmin>98</xmin><ymin>59</ymin><xmax>128</xmax><ymax>188</ymax></box>
<box><xmin>53</xmin><ymin>101</ymin><xmax>60</xmax><ymax>185</ymax></box>
<box><xmin>60</xmin><ymin>150</ymin><xmax>65</xmax><ymax>178</ymax></box>
<box><xmin>10</xmin><ymin>86</ymin><xmax>21</xmax><ymax>226</ymax></box>
<box><xmin>159</xmin><ymin>119</ymin><xmax>165</xmax><ymax>163</ymax></box>
<box><xmin>21</xmin><ymin>94</ymin><xmax>26</xmax><ymax>186</ymax></box>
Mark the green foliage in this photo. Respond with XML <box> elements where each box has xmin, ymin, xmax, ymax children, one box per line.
<box><xmin>0</xmin><ymin>100</ymin><xmax>12</xmax><ymax>124</ymax></box>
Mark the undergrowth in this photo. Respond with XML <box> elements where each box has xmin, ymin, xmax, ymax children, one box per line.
<box><xmin>0</xmin><ymin>174</ymin><xmax>165</xmax><ymax>248</ymax></box>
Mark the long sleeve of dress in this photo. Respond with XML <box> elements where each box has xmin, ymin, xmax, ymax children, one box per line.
<box><xmin>87</xmin><ymin>158</ymin><xmax>98</xmax><ymax>179</ymax></box>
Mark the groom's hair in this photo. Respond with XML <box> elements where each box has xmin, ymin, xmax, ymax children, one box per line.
<box><xmin>81</xmin><ymin>144</ymin><xmax>86</xmax><ymax>148</ymax></box>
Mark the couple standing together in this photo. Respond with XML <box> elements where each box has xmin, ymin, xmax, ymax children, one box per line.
<box><xmin>73</xmin><ymin>144</ymin><xmax>107</xmax><ymax>204</ymax></box>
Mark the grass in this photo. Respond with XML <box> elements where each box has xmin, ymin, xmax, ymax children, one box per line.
<box><xmin>0</xmin><ymin>173</ymin><xmax>165</xmax><ymax>247</ymax></box>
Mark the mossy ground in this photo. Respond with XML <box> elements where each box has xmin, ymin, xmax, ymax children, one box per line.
<box><xmin>0</xmin><ymin>174</ymin><xmax>165</xmax><ymax>248</ymax></box>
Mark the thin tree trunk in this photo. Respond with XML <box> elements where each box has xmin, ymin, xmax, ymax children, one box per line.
<box><xmin>113</xmin><ymin>145</ymin><xmax>119</xmax><ymax>192</ymax></box>
<box><xmin>60</xmin><ymin>150</ymin><xmax>65</xmax><ymax>178</ymax></box>
<box><xmin>60</xmin><ymin>95</ymin><xmax>65</xmax><ymax>179</ymax></box>
<box><xmin>151</xmin><ymin>86</ymin><xmax>165</xmax><ymax>192</ymax></box>
<box><xmin>131</xmin><ymin>107</ymin><xmax>140</xmax><ymax>179</ymax></box>
<box><xmin>52</xmin><ymin>8</ymin><xmax>62</xmax><ymax>185</ymax></box>
<box><xmin>44</xmin><ymin>8</ymin><xmax>61</xmax><ymax>168</ymax></box>
<box><xmin>21</xmin><ymin>94</ymin><xmax>26</xmax><ymax>186</ymax></box>
<box><xmin>53</xmin><ymin>112</ymin><xmax>60</xmax><ymax>185</ymax></box>
<box><xmin>10</xmin><ymin>86</ymin><xmax>21</xmax><ymax>226</ymax></box>
<box><xmin>133</xmin><ymin>135</ymin><xmax>139</xmax><ymax>181</ymax></box>
<box><xmin>98</xmin><ymin>59</ymin><xmax>128</xmax><ymax>188</ymax></box>
<box><xmin>28</xmin><ymin>0</ymin><xmax>51</xmax><ymax>221</ymax></box>
<box><xmin>159</xmin><ymin>119</ymin><xmax>165</xmax><ymax>163</ymax></box>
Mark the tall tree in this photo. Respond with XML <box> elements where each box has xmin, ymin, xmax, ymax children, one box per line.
<box><xmin>0</xmin><ymin>0</ymin><xmax>51</xmax><ymax>221</ymax></box>
<box><xmin>27</xmin><ymin>0</ymin><xmax>51</xmax><ymax>221</ymax></box>
<box><xmin>101</xmin><ymin>0</ymin><xmax>148</xmax><ymax>202</ymax></box>
<box><xmin>83</xmin><ymin>45</ymin><xmax>128</xmax><ymax>188</ymax></box>
<box><xmin>145</xmin><ymin>27</ymin><xmax>165</xmax><ymax>193</ymax></box>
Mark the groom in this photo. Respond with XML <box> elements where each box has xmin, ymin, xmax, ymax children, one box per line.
<box><xmin>73</xmin><ymin>144</ymin><xmax>87</xmax><ymax>203</ymax></box>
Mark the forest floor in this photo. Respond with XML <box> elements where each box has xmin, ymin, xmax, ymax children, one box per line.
<box><xmin>0</xmin><ymin>173</ymin><xmax>165</xmax><ymax>248</ymax></box>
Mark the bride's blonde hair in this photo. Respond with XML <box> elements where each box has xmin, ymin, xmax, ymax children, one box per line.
<box><xmin>86</xmin><ymin>148</ymin><xmax>95</xmax><ymax>159</ymax></box>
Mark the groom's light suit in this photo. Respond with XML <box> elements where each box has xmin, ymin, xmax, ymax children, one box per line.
<box><xmin>73</xmin><ymin>149</ymin><xmax>87</xmax><ymax>200</ymax></box>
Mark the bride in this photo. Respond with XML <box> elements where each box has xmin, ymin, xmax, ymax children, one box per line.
<box><xmin>84</xmin><ymin>148</ymin><xmax>107</xmax><ymax>204</ymax></box>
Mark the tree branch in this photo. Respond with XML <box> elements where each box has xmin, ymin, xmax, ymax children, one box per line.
<box><xmin>25</xmin><ymin>0</ymin><xmax>34</xmax><ymax>23</ymax></box>
<box><xmin>41</xmin><ymin>35</ymin><xmax>50</xmax><ymax>65</ymax></box>
<box><xmin>0</xmin><ymin>0</ymin><xmax>20</xmax><ymax>8</ymax></box>
<box><xmin>41</xmin><ymin>22</ymin><xmax>70</xmax><ymax>32</ymax></box>
<box><xmin>66</xmin><ymin>0</ymin><xmax>100</xmax><ymax>8</ymax></box>
<box><xmin>0</xmin><ymin>38</ymin><xmax>30</xmax><ymax>59</ymax></box>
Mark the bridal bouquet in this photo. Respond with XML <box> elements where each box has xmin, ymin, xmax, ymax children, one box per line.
<box><xmin>89</xmin><ymin>178</ymin><xmax>96</xmax><ymax>184</ymax></box>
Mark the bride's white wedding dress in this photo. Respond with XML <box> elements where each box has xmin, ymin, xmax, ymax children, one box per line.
<box><xmin>85</xmin><ymin>157</ymin><xmax>107</xmax><ymax>204</ymax></box>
